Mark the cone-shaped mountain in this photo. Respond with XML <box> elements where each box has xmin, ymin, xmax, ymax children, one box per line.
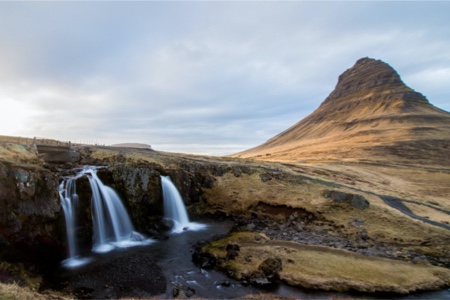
<box><xmin>234</xmin><ymin>57</ymin><xmax>450</xmax><ymax>166</ymax></box>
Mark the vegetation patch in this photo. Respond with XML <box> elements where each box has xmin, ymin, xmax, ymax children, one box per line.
<box><xmin>197</xmin><ymin>232</ymin><xmax>450</xmax><ymax>294</ymax></box>
<box><xmin>0</xmin><ymin>282</ymin><xmax>72</xmax><ymax>300</ymax></box>
<box><xmin>0</xmin><ymin>143</ymin><xmax>39</xmax><ymax>164</ymax></box>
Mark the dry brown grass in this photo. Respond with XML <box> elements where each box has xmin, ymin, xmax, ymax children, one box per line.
<box><xmin>204</xmin><ymin>232</ymin><xmax>450</xmax><ymax>294</ymax></box>
<box><xmin>0</xmin><ymin>282</ymin><xmax>72</xmax><ymax>300</ymax></box>
<box><xmin>201</xmin><ymin>167</ymin><xmax>450</xmax><ymax>250</ymax></box>
<box><xmin>0</xmin><ymin>143</ymin><xmax>40</xmax><ymax>164</ymax></box>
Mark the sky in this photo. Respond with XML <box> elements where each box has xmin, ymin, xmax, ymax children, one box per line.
<box><xmin>0</xmin><ymin>1</ymin><xmax>449</xmax><ymax>155</ymax></box>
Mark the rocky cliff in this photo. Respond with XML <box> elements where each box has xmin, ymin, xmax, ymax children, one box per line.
<box><xmin>0</xmin><ymin>157</ymin><xmax>65</xmax><ymax>283</ymax></box>
<box><xmin>234</xmin><ymin>57</ymin><xmax>450</xmax><ymax>166</ymax></box>
<box><xmin>0</xmin><ymin>145</ymin><xmax>223</xmax><ymax>274</ymax></box>
<box><xmin>1</xmin><ymin>142</ymin><xmax>450</xmax><ymax>296</ymax></box>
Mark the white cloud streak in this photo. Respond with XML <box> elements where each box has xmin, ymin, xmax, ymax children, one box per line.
<box><xmin>0</xmin><ymin>1</ymin><xmax>449</xmax><ymax>155</ymax></box>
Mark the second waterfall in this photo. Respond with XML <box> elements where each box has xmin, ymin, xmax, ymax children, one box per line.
<box><xmin>160</xmin><ymin>175</ymin><xmax>206</xmax><ymax>233</ymax></box>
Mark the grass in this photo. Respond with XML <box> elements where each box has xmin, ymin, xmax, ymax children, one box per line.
<box><xmin>0</xmin><ymin>143</ymin><xmax>39</xmax><ymax>164</ymax></box>
<box><xmin>0</xmin><ymin>282</ymin><xmax>72</xmax><ymax>300</ymax></box>
<box><xmin>202</xmin><ymin>232</ymin><xmax>450</xmax><ymax>294</ymax></box>
<box><xmin>1</xmin><ymin>139</ymin><xmax>450</xmax><ymax>296</ymax></box>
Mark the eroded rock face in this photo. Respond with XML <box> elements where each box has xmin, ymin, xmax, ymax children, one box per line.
<box><xmin>104</xmin><ymin>165</ymin><xmax>164</xmax><ymax>232</ymax></box>
<box><xmin>322</xmin><ymin>57</ymin><xmax>426</xmax><ymax>106</ymax></box>
<box><xmin>97</xmin><ymin>162</ymin><xmax>210</xmax><ymax>233</ymax></box>
<box><xmin>0</xmin><ymin>161</ymin><xmax>65</xmax><ymax>268</ymax></box>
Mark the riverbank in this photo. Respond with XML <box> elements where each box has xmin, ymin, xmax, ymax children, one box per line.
<box><xmin>194</xmin><ymin>231</ymin><xmax>450</xmax><ymax>294</ymax></box>
<box><xmin>43</xmin><ymin>217</ymin><xmax>450</xmax><ymax>299</ymax></box>
<box><xmin>1</xmin><ymin>142</ymin><xmax>450</xmax><ymax>298</ymax></box>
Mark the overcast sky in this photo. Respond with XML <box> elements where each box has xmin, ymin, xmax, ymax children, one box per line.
<box><xmin>1</xmin><ymin>2</ymin><xmax>449</xmax><ymax>155</ymax></box>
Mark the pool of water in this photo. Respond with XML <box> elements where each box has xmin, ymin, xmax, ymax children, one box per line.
<box><xmin>54</xmin><ymin>218</ymin><xmax>450</xmax><ymax>299</ymax></box>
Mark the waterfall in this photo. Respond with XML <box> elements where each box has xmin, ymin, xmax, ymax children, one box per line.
<box><xmin>87</xmin><ymin>168</ymin><xmax>144</xmax><ymax>253</ymax></box>
<box><xmin>59</xmin><ymin>166</ymin><xmax>152</xmax><ymax>267</ymax></box>
<box><xmin>160</xmin><ymin>175</ymin><xmax>206</xmax><ymax>233</ymax></box>
<box><xmin>59</xmin><ymin>175</ymin><xmax>91</xmax><ymax>268</ymax></box>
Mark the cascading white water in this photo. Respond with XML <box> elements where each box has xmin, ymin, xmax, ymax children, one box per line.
<box><xmin>59</xmin><ymin>174</ymin><xmax>91</xmax><ymax>268</ymax></box>
<box><xmin>59</xmin><ymin>166</ymin><xmax>152</xmax><ymax>267</ymax></box>
<box><xmin>161</xmin><ymin>175</ymin><xmax>190</xmax><ymax>231</ymax></box>
<box><xmin>87</xmin><ymin>168</ymin><xmax>141</xmax><ymax>253</ymax></box>
<box><xmin>160</xmin><ymin>175</ymin><xmax>206</xmax><ymax>233</ymax></box>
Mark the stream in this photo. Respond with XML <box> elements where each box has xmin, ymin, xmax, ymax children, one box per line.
<box><xmin>50</xmin><ymin>217</ymin><xmax>450</xmax><ymax>299</ymax></box>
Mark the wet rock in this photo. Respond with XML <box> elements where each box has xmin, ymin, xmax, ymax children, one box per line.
<box><xmin>159</xmin><ymin>218</ymin><xmax>175</xmax><ymax>231</ymax></box>
<box><xmin>73</xmin><ymin>287</ymin><xmax>95</xmax><ymax>299</ymax></box>
<box><xmin>249</xmin><ymin>274</ymin><xmax>271</xmax><ymax>286</ymax></box>
<box><xmin>246</xmin><ymin>223</ymin><xmax>256</xmax><ymax>231</ymax></box>
<box><xmin>130</xmin><ymin>231</ymin><xmax>145</xmax><ymax>241</ymax></box>
<box><xmin>220</xmin><ymin>280</ymin><xmax>231</xmax><ymax>287</ymax></box>
<box><xmin>192</xmin><ymin>250</ymin><xmax>217</xmax><ymax>269</ymax></box>
<box><xmin>173</xmin><ymin>283</ymin><xmax>196</xmax><ymax>298</ymax></box>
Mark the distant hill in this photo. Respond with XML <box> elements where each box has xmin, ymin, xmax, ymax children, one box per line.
<box><xmin>233</xmin><ymin>57</ymin><xmax>450</xmax><ymax>167</ymax></box>
<box><xmin>110</xmin><ymin>143</ymin><xmax>152</xmax><ymax>149</ymax></box>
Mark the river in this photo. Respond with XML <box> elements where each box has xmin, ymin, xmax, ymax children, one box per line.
<box><xmin>50</xmin><ymin>217</ymin><xmax>450</xmax><ymax>299</ymax></box>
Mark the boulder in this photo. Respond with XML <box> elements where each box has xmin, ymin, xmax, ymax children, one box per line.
<box><xmin>324</xmin><ymin>190</ymin><xmax>370</xmax><ymax>210</ymax></box>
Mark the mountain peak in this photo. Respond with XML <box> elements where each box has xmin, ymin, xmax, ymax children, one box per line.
<box><xmin>233</xmin><ymin>57</ymin><xmax>450</xmax><ymax>166</ymax></box>
<box><xmin>322</xmin><ymin>57</ymin><xmax>427</xmax><ymax>108</ymax></box>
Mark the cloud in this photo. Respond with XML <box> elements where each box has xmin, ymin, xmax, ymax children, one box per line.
<box><xmin>0</xmin><ymin>1</ymin><xmax>449</xmax><ymax>154</ymax></box>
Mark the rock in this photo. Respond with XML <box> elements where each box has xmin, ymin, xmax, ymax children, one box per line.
<box><xmin>246</xmin><ymin>223</ymin><xmax>256</xmax><ymax>231</ymax></box>
<box><xmin>324</xmin><ymin>190</ymin><xmax>349</xmax><ymax>203</ymax></box>
<box><xmin>192</xmin><ymin>249</ymin><xmax>216</xmax><ymax>269</ymax></box>
<box><xmin>258</xmin><ymin>257</ymin><xmax>282</xmax><ymax>282</ymax></box>
<box><xmin>412</xmin><ymin>256</ymin><xmax>430</xmax><ymax>265</ymax></box>
<box><xmin>0</xmin><ymin>162</ymin><xmax>65</xmax><ymax>268</ymax></box>
<box><xmin>352</xmin><ymin>218</ymin><xmax>365</xmax><ymax>228</ymax></box>
<box><xmin>289</xmin><ymin>213</ymin><xmax>298</xmax><ymax>221</ymax></box>
<box><xmin>249</xmin><ymin>275</ymin><xmax>271</xmax><ymax>286</ymax></box>
<box><xmin>159</xmin><ymin>218</ymin><xmax>175</xmax><ymax>231</ymax></box>
<box><xmin>260</xmin><ymin>173</ymin><xmax>272</xmax><ymax>182</ymax></box>
<box><xmin>173</xmin><ymin>283</ymin><xmax>195</xmax><ymax>298</ymax></box>
<box><xmin>220</xmin><ymin>280</ymin><xmax>231</xmax><ymax>287</ymax></box>
<box><xmin>130</xmin><ymin>231</ymin><xmax>145</xmax><ymax>241</ymax></box>
<box><xmin>226</xmin><ymin>243</ymin><xmax>240</xmax><ymax>252</ymax></box>
<box><xmin>226</xmin><ymin>243</ymin><xmax>240</xmax><ymax>260</ymax></box>
<box><xmin>351</xmin><ymin>195</ymin><xmax>370</xmax><ymax>210</ymax></box>
<box><xmin>185</xmin><ymin>287</ymin><xmax>195</xmax><ymax>298</ymax></box>
<box><xmin>324</xmin><ymin>190</ymin><xmax>370</xmax><ymax>210</ymax></box>
<box><xmin>359</xmin><ymin>229</ymin><xmax>368</xmax><ymax>241</ymax></box>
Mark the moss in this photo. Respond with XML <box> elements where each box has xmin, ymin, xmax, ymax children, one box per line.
<box><xmin>0</xmin><ymin>262</ymin><xmax>42</xmax><ymax>291</ymax></box>
<box><xmin>200</xmin><ymin>232</ymin><xmax>450</xmax><ymax>294</ymax></box>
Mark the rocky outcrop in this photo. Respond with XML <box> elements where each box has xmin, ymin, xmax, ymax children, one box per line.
<box><xmin>0</xmin><ymin>161</ymin><xmax>65</xmax><ymax>272</ymax></box>
<box><xmin>1</xmin><ymin>142</ymin><xmax>449</xmax><ymax>297</ymax></box>
<box><xmin>323</xmin><ymin>190</ymin><xmax>370</xmax><ymax>210</ymax></box>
